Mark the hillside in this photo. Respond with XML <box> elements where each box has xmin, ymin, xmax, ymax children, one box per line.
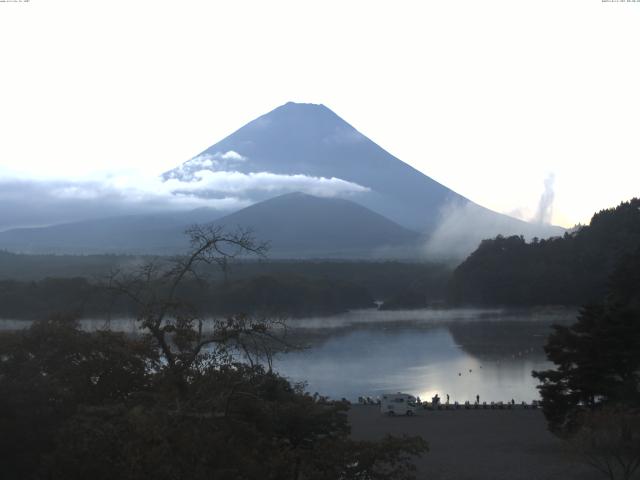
<box><xmin>448</xmin><ymin>198</ymin><xmax>640</xmax><ymax>306</ymax></box>
<box><xmin>0</xmin><ymin>209</ymin><xmax>222</xmax><ymax>254</ymax></box>
<box><xmin>211</xmin><ymin>192</ymin><xmax>421</xmax><ymax>258</ymax></box>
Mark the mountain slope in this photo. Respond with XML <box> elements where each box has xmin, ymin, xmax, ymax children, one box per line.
<box><xmin>211</xmin><ymin>192</ymin><xmax>422</xmax><ymax>258</ymax></box>
<box><xmin>0</xmin><ymin>102</ymin><xmax>563</xmax><ymax>258</ymax></box>
<box><xmin>164</xmin><ymin>102</ymin><xmax>562</xmax><ymax>241</ymax></box>
<box><xmin>0</xmin><ymin>209</ymin><xmax>223</xmax><ymax>254</ymax></box>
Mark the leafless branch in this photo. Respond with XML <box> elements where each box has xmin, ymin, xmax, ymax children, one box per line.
<box><xmin>103</xmin><ymin>224</ymin><xmax>278</xmax><ymax>389</ymax></box>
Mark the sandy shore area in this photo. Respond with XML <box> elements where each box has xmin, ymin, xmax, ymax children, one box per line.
<box><xmin>348</xmin><ymin>405</ymin><xmax>599</xmax><ymax>480</ymax></box>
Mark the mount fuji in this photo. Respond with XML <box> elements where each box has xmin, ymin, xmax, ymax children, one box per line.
<box><xmin>0</xmin><ymin>102</ymin><xmax>562</xmax><ymax>258</ymax></box>
<box><xmin>165</xmin><ymin>101</ymin><xmax>464</xmax><ymax>232</ymax></box>
<box><xmin>164</xmin><ymin>102</ymin><xmax>562</xmax><ymax>240</ymax></box>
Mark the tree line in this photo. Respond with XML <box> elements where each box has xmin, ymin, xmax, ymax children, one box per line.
<box><xmin>448</xmin><ymin>198</ymin><xmax>640</xmax><ymax>306</ymax></box>
<box><xmin>0</xmin><ymin>274</ymin><xmax>374</xmax><ymax>320</ymax></box>
<box><xmin>0</xmin><ymin>251</ymin><xmax>452</xmax><ymax>318</ymax></box>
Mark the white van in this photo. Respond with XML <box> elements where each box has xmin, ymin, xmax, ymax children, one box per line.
<box><xmin>380</xmin><ymin>393</ymin><xmax>417</xmax><ymax>416</ymax></box>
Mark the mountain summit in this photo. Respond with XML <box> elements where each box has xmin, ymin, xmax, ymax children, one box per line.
<box><xmin>164</xmin><ymin>101</ymin><xmax>467</xmax><ymax>232</ymax></box>
<box><xmin>164</xmin><ymin>102</ymin><xmax>560</xmax><ymax>245</ymax></box>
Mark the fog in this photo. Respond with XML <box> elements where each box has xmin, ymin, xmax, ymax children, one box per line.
<box><xmin>0</xmin><ymin>307</ymin><xmax>576</xmax><ymax>333</ymax></box>
<box><xmin>423</xmin><ymin>199</ymin><xmax>563</xmax><ymax>262</ymax></box>
<box><xmin>280</xmin><ymin>307</ymin><xmax>563</xmax><ymax>330</ymax></box>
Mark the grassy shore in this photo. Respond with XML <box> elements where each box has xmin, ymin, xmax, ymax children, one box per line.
<box><xmin>348</xmin><ymin>405</ymin><xmax>599</xmax><ymax>480</ymax></box>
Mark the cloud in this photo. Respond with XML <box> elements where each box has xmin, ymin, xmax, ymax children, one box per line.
<box><xmin>219</xmin><ymin>150</ymin><xmax>246</xmax><ymax>161</ymax></box>
<box><xmin>164</xmin><ymin>169</ymin><xmax>369</xmax><ymax>197</ymax></box>
<box><xmin>165</xmin><ymin>151</ymin><xmax>248</xmax><ymax>180</ymax></box>
<box><xmin>0</xmin><ymin>177</ymin><xmax>250</xmax><ymax>231</ymax></box>
<box><xmin>0</xmin><ymin>166</ymin><xmax>370</xmax><ymax>231</ymax></box>
<box><xmin>163</xmin><ymin>151</ymin><xmax>369</xmax><ymax>198</ymax></box>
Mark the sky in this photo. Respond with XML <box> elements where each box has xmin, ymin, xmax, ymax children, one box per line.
<box><xmin>0</xmin><ymin>0</ymin><xmax>639</xmax><ymax>228</ymax></box>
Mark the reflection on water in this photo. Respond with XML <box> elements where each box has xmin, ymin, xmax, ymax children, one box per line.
<box><xmin>273</xmin><ymin>307</ymin><xmax>576</xmax><ymax>403</ymax></box>
<box><xmin>274</xmin><ymin>326</ymin><xmax>549</xmax><ymax>403</ymax></box>
<box><xmin>0</xmin><ymin>307</ymin><xmax>577</xmax><ymax>403</ymax></box>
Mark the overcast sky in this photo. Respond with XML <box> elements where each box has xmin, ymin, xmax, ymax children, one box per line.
<box><xmin>1</xmin><ymin>0</ymin><xmax>638</xmax><ymax>227</ymax></box>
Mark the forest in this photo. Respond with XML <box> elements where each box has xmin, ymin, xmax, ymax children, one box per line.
<box><xmin>448</xmin><ymin>198</ymin><xmax>640</xmax><ymax>306</ymax></box>
<box><xmin>0</xmin><ymin>256</ymin><xmax>451</xmax><ymax>319</ymax></box>
<box><xmin>0</xmin><ymin>275</ymin><xmax>375</xmax><ymax>320</ymax></box>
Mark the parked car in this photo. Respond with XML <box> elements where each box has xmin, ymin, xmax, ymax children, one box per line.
<box><xmin>380</xmin><ymin>392</ymin><xmax>417</xmax><ymax>416</ymax></box>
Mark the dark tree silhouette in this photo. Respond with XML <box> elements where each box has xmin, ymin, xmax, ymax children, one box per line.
<box><xmin>533</xmin><ymin>247</ymin><xmax>640</xmax><ymax>434</ymax></box>
<box><xmin>533</xmin><ymin>248</ymin><xmax>640</xmax><ymax>479</ymax></box>
<box><xmin>449</xmin><ymin>198</ymin><xmax>640</xmax><ymax>306</ymax></box>
<box><xmin>0</xmin><ymin>225</ymin><xmax>429</xmax><ymax>480</ymax></box>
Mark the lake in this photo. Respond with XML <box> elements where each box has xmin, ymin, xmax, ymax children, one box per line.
<box><xmin>0</xmin><ymin>307</ymin><xmax>576</xmax><ymax>404</ymax></box>
<box><xmin>271</xmin><ymin>307</ymin><xmax>576</xmax><ymax>403</ymax></box>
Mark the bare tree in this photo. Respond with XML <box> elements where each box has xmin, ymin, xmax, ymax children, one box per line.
<box><xmin>106</xmin><ymin>225</ymin><xmax>291</xmax><ymax>401</ymax></box>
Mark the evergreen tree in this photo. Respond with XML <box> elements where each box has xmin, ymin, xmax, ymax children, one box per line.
<box><xmin>449</xmin><ymin>198</ymin><xmax>640</xmax><ymax>306</ymax></box>
<box><xmin>533</xmin><ymin>248</ymin><xmax>640</xmax><ymax>435</ymax></box>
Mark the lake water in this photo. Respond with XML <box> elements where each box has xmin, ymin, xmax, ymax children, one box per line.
<box><xmin>0</xmin><ymin>307</ymin><xmax>577</xmax><ymax>404</ymax></box>
<box><xmin>271</xmin><ymin>307</ymin><xmax>576</xmax><ymax>403</ymax></box>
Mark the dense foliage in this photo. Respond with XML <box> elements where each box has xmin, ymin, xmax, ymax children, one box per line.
<box><xmin>378</xmin><ymin>268</ymin><xmax>450</xmax><ymax>309</ymax></box>
<box><xmin>0</xmin><ymin>274</ymin><xmax>374</xmax><ymax>320</ymax></box>
<box><xmin>212</xmin><ymin>274</ymin><xmax>374</xmax><ymax>316</ymax></box>
<box><xmin>0</xmin><ymin>318</ymin><xmax>427</xmax><ymax>480</ymax></box>
<box><xmin>0</xmin><ymin>226</ymin><xmax>428</xmax><ymax>479</ymax></box>
<box><xmin>0</xmin><ymin>251</ymin><xmax>450</xmax><ymax>298</ymax></box>
<box><xmin>449</xmin><ymin>198</ymin><xmax>640</xmax><ymax>306</ymax></box>
<box><xmin>0</xmin><ymin>250</ymin><xmax>127</xmax><ymax>281</ymax></box>
<box><xmin>0</xmin><ymin>254</ymin><xmax>451</xmax><ymax>317</ymax></box>
<box><xmin>532</xmin><ymin>248</ymin><xmax>640</xmax><ymax>435</ymax></box>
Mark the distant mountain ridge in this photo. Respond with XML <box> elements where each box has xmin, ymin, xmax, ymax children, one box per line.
<box><xmin>0</xmin><ymin>193</ymin><xmax>422</xmax><ymax>257</ymax></box>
